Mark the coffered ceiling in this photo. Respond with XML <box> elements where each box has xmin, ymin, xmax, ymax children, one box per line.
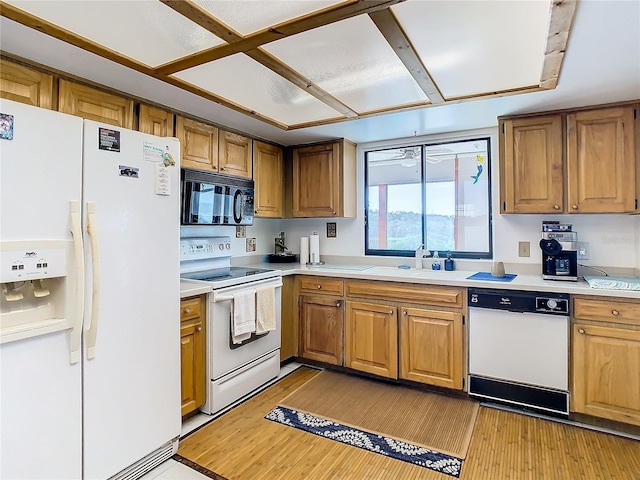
<box><xmin>1</xmin><ymin>0</ymin><xmax>575</xmax><ymax>131</ymax></box>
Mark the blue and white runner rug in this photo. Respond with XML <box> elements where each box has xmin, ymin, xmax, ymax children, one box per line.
<box><xmin>265</xmin><ymin>406</ymin><xmax>463</xmax><ymax>478</ymax></box>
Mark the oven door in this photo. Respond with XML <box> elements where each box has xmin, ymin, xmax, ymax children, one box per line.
<box><xmin>208</xmin><ymin>277</ymin><xmax>282</xmax><ymax>380</ymax></box>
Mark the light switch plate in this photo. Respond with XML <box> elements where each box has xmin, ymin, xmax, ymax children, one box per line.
<box><xmin>236</xmin><ymin>226</ymin><xmax>246</xmax><ymax>238</ymax></box>
<box><xmin>578</xmin><ymin>241</ymin><xmax>589</xmax><ymax>260</ymax></box>
<box><xmin>518</xmin><ymin>241</ymin><xmax>530</xmax><ymax>257</ymax></box>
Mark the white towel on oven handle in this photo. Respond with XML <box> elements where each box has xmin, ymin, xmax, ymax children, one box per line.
<box><xmin>256</xmin><ymin>285</ymin><xmax>276</xmax><ymax>334</ymax></box>
<box><xmin>231</xmin><ymin>289</ymin><xmax>256</xmax><ymax>344</ymax></box>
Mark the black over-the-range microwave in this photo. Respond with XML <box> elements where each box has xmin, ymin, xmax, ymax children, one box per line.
<box><xmin>181</xmin><ymin>169</ymin><xmax>254</xmax><ymax>226</ymax></box>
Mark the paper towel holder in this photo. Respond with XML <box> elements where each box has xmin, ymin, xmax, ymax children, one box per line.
<box><xmin>307</xmin><ymin>232</ymin><xmax>324</xmax><ymax>266</ymax></box>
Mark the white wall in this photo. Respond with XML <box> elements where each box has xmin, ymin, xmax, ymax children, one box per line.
<box><xmin>277</xmin><ymin>127</ymin><xmax>640</xmax><ymax>270</ymax></box>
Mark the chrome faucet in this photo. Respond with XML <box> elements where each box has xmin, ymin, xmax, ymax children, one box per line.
<box><xmin>274</xmin><ymin>232</ymin><xmax>287</xmax><ymax>254</ymax></box>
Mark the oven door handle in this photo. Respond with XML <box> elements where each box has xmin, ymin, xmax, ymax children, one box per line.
<box><xmin>216</xmin><ymin>295</ymin><xmax>234</xmax><ymax>302</ymax></box>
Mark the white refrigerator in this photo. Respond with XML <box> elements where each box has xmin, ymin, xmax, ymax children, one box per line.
<box><xmin>0</xmin><ymin>99</ymin><xmax>181</xmax><ymax>479</ymax></box>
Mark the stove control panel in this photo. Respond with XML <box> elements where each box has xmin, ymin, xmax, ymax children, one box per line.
<box><xmin>180</xmin><ymin>237</ymin><xmax>232</xmax><ymax>261</ymax></box>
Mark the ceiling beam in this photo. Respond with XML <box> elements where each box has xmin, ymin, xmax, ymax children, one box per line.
<box><xmin>156</xmin><ymin>0</ymin><xmax>407</xmax><ymax>75</ymax></box>
<box><xmin>540</xmin><ymin>0</ymin><xmax>578</xmax><ymax>89</ymax></box>
<box><xmin>368</xmin><ymin>8</ymin><xmax>445</xmax><ymax>104</ymax></box>
<box><xmin>159</xmin><ymin>0</ymin><xmax>358</xmax><ymax>118</ymax></box>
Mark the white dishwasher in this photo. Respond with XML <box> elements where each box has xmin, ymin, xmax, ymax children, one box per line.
<box><xmin>468</xmin><ymin>288</ymin><xmax>570</xmax><ymax>416</ymax></box>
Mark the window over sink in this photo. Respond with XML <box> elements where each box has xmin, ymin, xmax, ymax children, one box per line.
<box><xmin>364</xmin><ymin>136</ymin><xmax>492</xmax><ymax>259</ymax></box>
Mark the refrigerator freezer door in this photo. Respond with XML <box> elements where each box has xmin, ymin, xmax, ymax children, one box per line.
<box><xmin>0</xmin><ymin>100</ymin><xmax>83</xmax><ymax>478</ymax></box>
<box><xmin>81</xmin><ymin>121</ymin><xmax>181</xmax><ymax>479</ymax></box>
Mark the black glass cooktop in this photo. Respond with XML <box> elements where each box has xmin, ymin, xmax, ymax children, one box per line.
<box><xmin>181</xmin><ymin>266</ymin><xmax>274</xmax><ymax>282</ymax></box>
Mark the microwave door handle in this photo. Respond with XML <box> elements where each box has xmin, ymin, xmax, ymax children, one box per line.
<box><xmin>233</xmin><ymin>190</ymin><xmax>243</xmax><ymax>224</ymax></box>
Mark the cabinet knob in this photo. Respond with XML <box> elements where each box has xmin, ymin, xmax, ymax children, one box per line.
<box><xmin>553</xmin><ymin>205</ymin><xmax>560</xmax><ymax>210</ymax></box>
<box><xmin>571</xmin><ymin>204</ymin><xmax>578</xmax><ymax>210</ymax></box>
<box><xmin>403</xmin><ymin>311</ymin><xmax>408</xmax><ymax>315</ymax></box>
<box><xmin>389</xmin><ymin>310</ymin><xmax>394</xmax><ymax>314</ymax></box>
<box><xmin>336</xmin><ymin>302</ymin><xmax>341</xmax><ymax>307</ymax></box>
<box><xmin>221</xmin><ymin>167</ymin><xmax>226</xmax><ymax>171</ymax></box>
<box><xmin>255</xmin><ymin>210</ymin><xmax>259</xmax><ymax>214</ymax></box>
<box><xmin>317</xmin><ymin>285</ymin><xmax>322</xmax><ymax>289</ymax></box>
<box><xmin>612</xmin><ymin>309</ymin><xmax>620</xmax><ymax>316</ymax></box>
<box><xmin>578</xmin><ymin>328</ymin><xmax>585</xmax><ymax>334</ymax></box>
<box><xmin>184</xmin><ymin>308</ymin><xmax>191</xmax><ymax>314</ymax></box>
<box><xmin>196</xmin><ymin>326</ymin><xmax>202</xmax><ymax>332</ymax></box>
<box><xmin>212</xmin><ymin>166</ymin><xmax>218</xmax><ymax>170</ymax></box>
<box><xmin>332</xmin><ymin>211</ymin><xmax>336</xmax><ymax>216</ymax></box>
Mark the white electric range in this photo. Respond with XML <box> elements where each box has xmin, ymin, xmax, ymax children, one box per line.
<box><xmin>180</xmin><ymin>237</ymin><xmax>282</xmax><ymax>415</ymax></box>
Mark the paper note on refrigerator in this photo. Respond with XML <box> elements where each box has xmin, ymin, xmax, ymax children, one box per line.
<box><xmin>155</xmin><ymin>163</ymin><xmax>170</xmax><ymax>195</ymax></box>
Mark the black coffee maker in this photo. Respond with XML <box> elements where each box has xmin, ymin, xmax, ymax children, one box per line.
<box><xmin>540</xmin><ymin>223</ymin><xmax>578</xmax><ymax>281</ymax></box>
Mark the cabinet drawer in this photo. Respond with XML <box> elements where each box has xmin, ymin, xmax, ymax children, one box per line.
<box><xmin>181</xmin><ymin>297</ymin><xmax>202</xmax><ymax>321</ymax></box>
<box><xmin>573</xmin><ymin>297</ymin><xmax>640</xmax><ymax>326</ymax></box>
<box><xmin>299</xmin><ymin>277</ymin><xmax>344</xmax><ymax>296</ymax></box>
<box><xmin>346</xmin><ymin>281</ymin><xmax>463</xmax><ymax>308</ymax></box>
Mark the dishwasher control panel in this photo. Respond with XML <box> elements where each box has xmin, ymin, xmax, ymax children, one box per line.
<box><xmin>535</xmin><ymin>297</ymin><xmax>569</xmax><ymax>314</ymax></box>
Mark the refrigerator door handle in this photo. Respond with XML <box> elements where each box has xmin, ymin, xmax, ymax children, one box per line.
<box><xmin>69</xmin><ymin>201</ymin><xmax>85</xmax><ymax>365</ymax></box>
<box><xmin>85</xmin><ymin>201</ymin><xmax>101</xmax><ymax>359</ymax></box>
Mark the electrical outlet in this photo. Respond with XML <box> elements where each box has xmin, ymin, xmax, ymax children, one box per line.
<box><xmin>578</xmin><ymin>241</ymin><xmax>589</xmax><ymax>260</ymax></box>
<box><xmin>246</xmin><ymin>238</ymin><xmax>256</xmax><ymax>252</ymax></box>
<box><xmin>327</xmin><ymin>222</ymin><xmax>337</xmax><ymax>238</ymax></box>
<box><xmin>518</xmin><ymin>241</ymin><xmax>530</xmax><ymax>257</ymax></box>
<box><xmin>236</xmin><ymin>226</ymin><xmax>246</xmax><ymax>238</ymax></box>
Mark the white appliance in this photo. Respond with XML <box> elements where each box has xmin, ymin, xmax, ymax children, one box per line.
<box><xmin>468</xmin><ymin>288</ymin><xmax>570</xmax><ymax>416</ymax></box>
<box><xmin>0</xmin><ymin>99</ymin><xmax>181</xmax><ymax>479</ymax></box>
<box><xmin>179</xmin><ymin>237</ymin><xmax>281</xmax><ymax>415</ymax></box>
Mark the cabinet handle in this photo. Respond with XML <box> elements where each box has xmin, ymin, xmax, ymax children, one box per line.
<box><xmin>255</xmin><ymin>210</ymin><xmax>259</xmax><ymax>214</ymax></box>
<box><xmin>578</xmin><ymin>328</ymin><xmax>585</xmax><ymax>334</ymax></box>
<box><xmin>221</xmin><ymin>167</ymin><xmax>226</xmax><ymax>171</ymax></box>
<box><xmin>336</xmin><ymin>302</ymin><xmax>341</xmax><ymax>307</ymax></box>
<box><xmin>389</xmin><ymin>310</ymin><xmax>394</xmax><ymax>314</ymax></box>
<box><xmin>196</xmin><ymin>326</ymin><xmax>202</xmax><ymax>332</ymax></box>
<box><xmin>184</xmin><ymin>308</ymin><xmax>191</xmax><ymax>314</ymax></box>
<box><xmin>571</xmin><ymin>204</ymin><xmax>578</xmax><ymax>210</ymax></box>
<box><xmin>553</xmin><ymin>205</ymin><xmax>560</xmax><ymax>210</ymax></box>
<box><xmin>212</xmin><ymin>166</ymin><xmax>218</xmax><ymax>170</ymax></box>
<box><xmin>332</xmin><ymin>211</ymin><xmax>336</xmax><ymax>216</ymax></box>
<box><xmin>612</xmin><ymin>309</ymin><xmax>620</xmax><ymax>316</ymax></box>
<box><xmin>403</xmin><ymin>311</ymin><xmax>408</xmax><ymax>315</ymax></box>
<box><xmin>317</xmin><ymin>285</ymin><xmax>322</xmax><ymax>289</ymax></box>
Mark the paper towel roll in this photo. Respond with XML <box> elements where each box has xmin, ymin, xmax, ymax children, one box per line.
<box><xmin>309</xmin><ymin>233</ymin><xmax>320</xmax><ymax>264</ymax></box>
<box><xmin>300</xmin><ymin>237</ymin><xmax>309</xmax><ymax>265</ymax></box>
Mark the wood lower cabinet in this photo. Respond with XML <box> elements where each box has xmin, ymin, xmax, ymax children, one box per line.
<box><xmin>58</xmin><ymin>79</ymin><xmax>133</xmax><ymax>128</ymax></box>
<box><xmin>572</xmin><ymin>297</ymin><xmax>640</xmax><ymax>427</ymax></box>
<box><xmin>299</xmin><ymin>295</ymin><xmax>344</xmax><ymax>365</ymax></box>
<box><xmin>219</xmin><ymin>130</ymin><xmax>252</xmax><ymax>178</ymax></box>
<box><xmin>400</xmin><ymin>307</ymin><xmax>463</xmax><ymax>389</ymax></box>
<box><xmin>139</xmin><ymin>104</ymin><xmax>174</xmax><ymax>137</ymax></box>
<box><xmin>345</xmin><ymin>301</ymin><xmax>398</xmax><ymax>378</ymax></box>
<box><xmin>0</xmin><ymin>58</ymin><xmax>53</xmax><ymax>108</ymax></box>
<box><xmin>291</xmin><ymin>139</ymin><xmax>356</xmax><ymax>217</ymax></box>
<box><xmin>280</xmin><ymin>276</ymin><xmax>297</xmax><ymax>361</ymax></box>
<box><xmin>253</xmin><ymin>141</ymin><xmax>284</xmax><ymax>217</ymax></box>
<box><xmin>180</xmin><ymin>295</ymin><xmax>206</xmax><ymax>416</ymax></box>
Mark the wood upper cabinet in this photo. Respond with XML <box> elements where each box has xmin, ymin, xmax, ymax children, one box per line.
<box><xmin>0</xmin><ymin>58</ymin><xmax>53</xmax><ymax>109</ymax></box>
<box><xmin>58</xmin><ymin>79</ymin><xmax>133</xmax><ymax>128</ymax></box>
<box><xmin>500</xmin><ymin>104</ymin><xmax>638</xmax><ymax>214</ymax></box>
<box><xmin>500</xmin><ymin>115</ymin><xmax>564</xmax><ymax>213</ymax></box>
<box><xmin>253</xmin><ymin>141</ymin><xmax>284</xmax><ymax>217</ymax></box>
<box><xmin>219</xmin><ymin>130</ymin><xmax>252</xmax><ymax>178</ymax></box>
<box><xmin>400</xmin><ymin>307</ymin><xmax>463</xmax><ymax>389</ymax></box>
<box><xmin>292</xmin><ymin>139</ymin><xmax>356</xmax><ymax>218</ymax></box>
<box><xmin>139</xmin><ymin>104</ymin><xmax>174</xmax><ymax>137</ymax></box>
<box><xmin>566</xmin><ymin>106</ymin><xmax>636</xmax><ymax>213</ymax></box>
<box><xmin>299</xmin><ymin>294</ymin><xmax>344</xmax><ymax>365</ymax></box>
<box><xmin>345</xmin><ymin>301</ymin><xmax>398</xmax><ymax>379</ymax></box>
<box><xmin>571</xmin><ymin>297</ymin><xmax>640</xmax><ymax>427</ymax></box>
<box><xmin>180</xmin><ymin>295</ymin><xmax>206</xmax><ymax>416</ymax></box>
<box><xmin>176</xmin><ymin>116</ymin><xmax>219</xmax><ymax>171</ymax></box>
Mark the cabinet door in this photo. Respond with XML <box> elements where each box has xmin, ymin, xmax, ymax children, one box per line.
<box><xmin>180</xmin><ymin>320</ymin><xmax>206</xmax><ymax>416</ymax></box>
<box><xmin>176</xmin><ymin>116</ymin><xmax>219</xmax><ymax>171</ymax></box>
<box><xmin>139</xmin><ymin>104</ymin><xmax>174</xmax><ymax>137</ymax></box>
<box><xmin>0</xmin><ymin>59</ymin><xmax>53</xmax><ymax>108</ymax></box>
<box><xmin>293</xmin><ymin>142</ymin><xmax>340</xmax><ymax>217</ymax></box>
<box><xmin>566</xmin><ymin>106</ymin><xmax>636</xmax><ymax>213</ymax></box>
<box><xmin>58</xmin><ymin>79</ymin><xmax>133</xmax><ymax>128</ymax></box>
<box><xmin>280</xmin><ymin>276</ymin><xmax>297</xmax><ymax>361</ymax></box>
<box><xmin>219</xmin><ymin>130</ymin><xmax>252</xmax><ymax>178</ymax></box>
<box><xmin>299</xmin><ymin>295</ymin><xmax>344</xmax><ymax>365</ymax></box>
<box><xmin>345</xmin><ymin>301</ymin><xmax>397</xmax><ymax>378</ymax></box>
<box><xmin>500</xmin><ymin>115</ymin><xmax>564</xmax><ymax>213</ymax></box>
<box><xmin>400</xmin><ymin>307</ymin><xmax>463</xmax><ymax>389</ymax></box>
<box><xmin>253</xmin><ymin>141</ymin><xmax>283</xmax><ymax>217</ymax></box>
<box><xmin>572</xmin><ymin>323</ymin><xmax>640</xmax><ymax>426</ymax></box>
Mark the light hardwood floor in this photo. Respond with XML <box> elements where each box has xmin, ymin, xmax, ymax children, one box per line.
<box><xmin>178</xmin><ymin>367</ymin><xmax>640</xmax><ymax>480</ymax></box>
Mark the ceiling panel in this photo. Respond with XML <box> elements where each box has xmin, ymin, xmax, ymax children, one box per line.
<box><xmin>264</xmin><ymin>15</ymin><xmax>428</xmax><ymax>113</ymax></box>
<box><xmin>173</xmin><ymin>53</ymin><xmax>344</xmax><ymax>126</ymax></box>
<box><xmin>391</xmin><ymin>0</ymin><xmax>550</xmax><ymax>98</ymax></box>
<box><xmin>3</xmin><ymin>0</ymin><xmax>225</xmax><ymax>67</ymax></box>
<box><xmin>193</xmin><ymin>0</ymin><xmax>346</xmax><ymax>36</ymax></box>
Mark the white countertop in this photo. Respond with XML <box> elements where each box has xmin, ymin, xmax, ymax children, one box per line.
<box><xmin>240</xmin><ymin>261</ymin><xmax>640</xmax><ymax>300</ymax></box>
<box><xmin>180</xmin><ymin>279</ymin><xmax>213</xmax><ymax>299</ymax></box>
